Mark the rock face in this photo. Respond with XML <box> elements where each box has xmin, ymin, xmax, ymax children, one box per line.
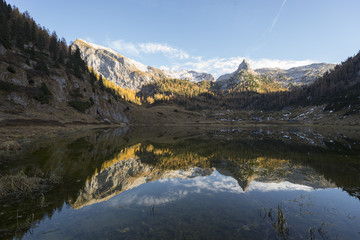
<box><xmin>237</xmin><ymin>59</ymin><xmax>251</xmax><ymax>71</ymax></box>
<box><xmin>217</xmin><ymin>59</ymin><xmax>254</xmax><ymax>83</ymax></box>
<box><xmin>72</xmin><ymin>39</ymin><xmax>214</xmax><ymax>90</ymax></box>
<box><xmin>216</xmin><ymin>59</ymin><xmax>335</xmax><ymax>91</ymax></box>
<box><xmin>0</xmin><ymin>44</ymin><xmax>6</xmax><ymax>55</ymax></box>
<box><xmin>216</xmin><ymin>59</ymin><xmax>259</xmax><ymax>90</ymax></box>
<box><xmin>71</xmin><ymin>39</ymin><xmax>166</xmax><ymax>90</ymax></box>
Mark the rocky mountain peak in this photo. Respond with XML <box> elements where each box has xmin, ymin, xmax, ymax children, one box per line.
<box><xmin>216</xmin><ymin>59</ymin><xmax>336</xmax><ymax>91</ymax></box>
<box><xmin>237</xmin><ymin>59</ymin><xmax>251</xmax><ymax>72</ymax></box>
<box><xmin>71</xmin><ymin>39</ymin><xmax>165</xmax><ymax>90</ymax></box>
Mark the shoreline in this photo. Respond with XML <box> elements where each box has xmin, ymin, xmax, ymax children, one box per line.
<box><xmin>1</xmin><ymin>119</ymin><xmax>359</xmax><ymax>143</ymax></box>
<box><xmin>0</xmin><ymin>121</ymin><xmax>127</xmax><ymax>142</ymax></box>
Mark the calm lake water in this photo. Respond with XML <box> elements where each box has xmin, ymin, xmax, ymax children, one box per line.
<box><xmin>1</xmin><ymin>125</ymin><xmax>360</xmax><ymax>240</ymax></box>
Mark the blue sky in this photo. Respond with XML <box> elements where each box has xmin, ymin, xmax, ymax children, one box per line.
<box><xmin>7</xmin><ymin>0</ymin><xmax>360</xmax><ymax>76</ymax></box>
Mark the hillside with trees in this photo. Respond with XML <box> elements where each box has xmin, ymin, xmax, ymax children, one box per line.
<box><xmin>0</xmin><ymin>0</ymin><xmax>130</xmax><ymax>127</ymax></box>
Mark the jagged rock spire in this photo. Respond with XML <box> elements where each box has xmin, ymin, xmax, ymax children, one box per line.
<box><xmin>236</xmin><ymin>59</ymin><xmax>251</xmax><ymax>71</ymax></box>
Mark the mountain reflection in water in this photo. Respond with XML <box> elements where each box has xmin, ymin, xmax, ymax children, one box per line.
<box><xmin>1</xmin><ymin>126</ymin><xmax>360</xmax><ymax>240</ymax></box>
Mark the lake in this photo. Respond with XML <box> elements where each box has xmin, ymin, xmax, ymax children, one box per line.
<box><xmin>1</xmin><ymin>125</ymin><xmax>360</xmax><ymax>239</ymax></box>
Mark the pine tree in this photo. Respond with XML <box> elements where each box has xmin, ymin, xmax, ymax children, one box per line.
<box><xmin>49</xmin><ymin>31</ymin><xmax>58</xmax><ymax>59</ymax></box>
<box><xmin>30</xmin><ymin>21</ymin><xmax>37</xmax><ymax>43</ymax></box>
<box><xmin>99</xmin><ymin>75</ymin><xmax>105</xmax><ymax>90</ymax></box>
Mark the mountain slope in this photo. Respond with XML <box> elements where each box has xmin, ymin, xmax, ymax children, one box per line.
<box><xmin>293</xmin><ymin>52</ymin><xmax>360</xmax><ymax>112</ymax></box>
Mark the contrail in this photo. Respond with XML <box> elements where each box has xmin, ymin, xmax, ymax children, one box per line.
<box><xmin>270</xmin><ymin>0</ymin><xmax>287</xmax><ymax>32</ymax></box>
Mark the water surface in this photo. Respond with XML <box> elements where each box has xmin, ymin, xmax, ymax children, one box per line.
<box><xmin>1</xmin><ymin>126</ymin><xmax>360</xmax><ymax>239</ymax></box>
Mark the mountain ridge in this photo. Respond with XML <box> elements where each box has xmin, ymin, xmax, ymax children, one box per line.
<box><xmin>72</xmin><ymin>39</ymin><xmax>336</xmax><ymax>95</ymax></box>
<box><xmin>216</xmin><ymin>59</ymin><xmax>336</xmax><ymax>91</ymax></box>
<box><xmin>71</xmin><ymin>39</ymin><xmax>166</xmax><ymax>90</ymax></box>
<box><xmin>71</xmin><ymin>39</ymin><xmax>215</xmax><ymax>90</ymax></box>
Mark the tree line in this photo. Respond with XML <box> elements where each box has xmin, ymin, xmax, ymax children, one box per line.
<box><xmin>0</xmin><ymin>0</ymin><xmax>68</xmax><ymax>63</ymax></box>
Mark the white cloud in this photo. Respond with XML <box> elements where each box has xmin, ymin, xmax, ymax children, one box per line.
<box><xmin>248</xmin><ymin>181</ymin><xmax>313</xmax><ymax>192</ymax></box>
<box><xmin>107</xmin><ymin>39</ymin><xmax>190</xmax><ymax>59</ymax></box>
<box><xmin>139</xmin><ymin>43</ymin><xmax>190</xmax><ymax>59</ymax></box>
<box><xmin>108</xmin><ymin>39</ymin><xmax>140</xmax><ymax>56</ymax></box>
<box><xmin>170</xmin><ymin>57</ymin><xmax>316</xmax><ymax>78</ymax></box>
<box><xmin>84</xmin><ymin>36</ymin><xmax>95</xmax><ymax>44</ymax></box>
<box><xmin>136</xmin><ymin>190</ymin><xmax>189</xmax><ymax>206</ymax></box>
<box><xmin>248</xmin><ymin>58</ymin><xmax>315</xmax><ymax>69</ymax></box>
<box><xmin>106</xmin><ymin>170</ymin><xmax>315</xmax><ymax>208</ymax></box>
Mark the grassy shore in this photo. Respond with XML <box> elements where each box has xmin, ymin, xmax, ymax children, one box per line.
<box><xmin>0</xmin><ymin>171</ymin><xmax>61</xmax><ymax>199</ymax></box>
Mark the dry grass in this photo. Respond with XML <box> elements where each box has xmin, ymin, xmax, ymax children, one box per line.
<box><xmin>0</xmin><ymin>140</ymin><xmax>22</xmax><ymax>151</ymax></box>
<box><xmin>0</xmin><ymin>171</ymin><xmax>61</xmax><ymax>198</ymax></box>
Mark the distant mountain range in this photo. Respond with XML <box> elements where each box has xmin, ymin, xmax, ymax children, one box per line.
<box><xmin>216</xmin><ymin>59</ymin><xmax>335</xmax><ymax>91</ymax></box>
<box><xmin>71</xmin><ymin>39</ymin><xmax>215</xmax><ymax>90</ymax></box>
<box><xmin>72</xmin><ymin>39</ymin><xmax>335</xmax><ymax>92</ymax></box>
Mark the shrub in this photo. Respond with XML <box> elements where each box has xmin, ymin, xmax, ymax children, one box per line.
<box><xmin>69</xmin><ymin>88</ymin><xmax>83</xmax><ymax>98</ymax></box>
<box><xmin>0</xmin><ymin>80</ymin><xmax>19</xmax><ymax>92</ymax></box>
<box><xmin>68</xmin><ymin>99</ymin><xmax>94</xmax><ymax>113</ymax></box>
<box><xmin>6</xmin><ymin>65</ymin><xmax>16</xmax><ymax>73</ymax></box>
<box><xmin>33</xmin><ymin>82</ymin><xmax>52</xmax><ymax>104</ymax></box>
<box><xmin>35</xmin><ymin>61</ymin><xmax>49</xmax><ymax>76</ymax></box>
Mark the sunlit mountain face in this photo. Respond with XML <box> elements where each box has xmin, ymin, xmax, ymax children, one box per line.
<box><xmin>1</xmin><ymin>126</ymin><xmax>360</xmax><ymax>240</ymax></box>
